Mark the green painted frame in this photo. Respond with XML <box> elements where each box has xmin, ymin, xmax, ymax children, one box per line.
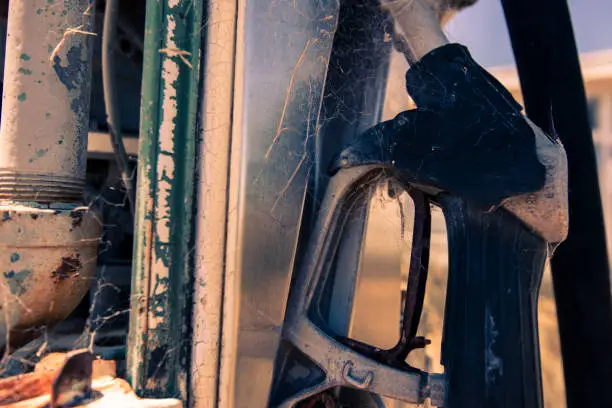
<box><xmin>127</xmin><ymin>0</ymin><xmax>204</xmax><ymax>399</ymax></box>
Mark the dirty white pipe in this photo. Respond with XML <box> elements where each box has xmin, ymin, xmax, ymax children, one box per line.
<box><xmin>0</xmin><ymin>0</ymin><xmax>95</xmax><ymax>202</ymax></box>
<box><xmin>0</xmin><ymin>0</ymin><xmax>100</xmax><ymax>350</ymax></box>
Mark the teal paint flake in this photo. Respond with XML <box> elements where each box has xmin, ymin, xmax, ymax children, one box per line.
<box><xmin>3</xmin><ymin>270</ymin><xmax>32</xmax><ymax>295</ymax></box>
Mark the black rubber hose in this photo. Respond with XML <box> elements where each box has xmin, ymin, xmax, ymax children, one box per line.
<box><xmin>102</xmin><ymin>0</ymin><xmax>135</xmax><ymax>215</ymax></box>
<box><xmin>500</xmin><ymin>1</ymin><xmax>612</xmax><ymax>406</ymax></box>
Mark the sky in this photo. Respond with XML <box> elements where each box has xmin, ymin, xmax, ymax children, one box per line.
<box><xmin>444</xmin><ymin>0</ymin><xmax>612</xmax><ymax>67</ymax></box>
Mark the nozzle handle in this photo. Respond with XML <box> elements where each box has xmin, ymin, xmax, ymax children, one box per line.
<box><xmin>440</xmin><ymin>195</ymin><xmax>546</xmax><ymax>408</ymax></box>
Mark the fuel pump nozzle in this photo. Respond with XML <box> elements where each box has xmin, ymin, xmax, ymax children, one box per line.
<box><xmin>271</xmin><ymin>2</ymin><xmax>567</xmax><ymax>407</ymax></box>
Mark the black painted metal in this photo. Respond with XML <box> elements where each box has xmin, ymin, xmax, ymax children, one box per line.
<box><xmin>500</xmin><ymin>1</ymin><xmax>612</xmax><ymax>406</ymax></box>
<box><xmin>440</xmin><ymin>197</ymin><xmax>546</xmax><ymax>408</ymax></box>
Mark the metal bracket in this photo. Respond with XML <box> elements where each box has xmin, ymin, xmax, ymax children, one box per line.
<box><xmin>342</xmin><ymin>361</ymin><xmax>374</xmax><ymax>389</ymax></box>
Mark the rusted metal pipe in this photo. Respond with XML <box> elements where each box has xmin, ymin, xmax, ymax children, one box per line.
<box><xmin>0</xmin><ymin>0</ymin><xmax>100</xmax><ymax>350</ymax></box>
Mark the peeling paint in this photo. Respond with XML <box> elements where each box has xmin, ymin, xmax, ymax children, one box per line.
<box><xmin>128</xmin><ymin>0</ymin><xmax>202</xmax><ymax>398</ymax></box>
<box><xmin>28</xmin><ymin>148</ymin><xmax>49</xmax><ymax>163</ymax></box>
<box><xmin>3</xmin><ymin>269</ymin><xmax>32</xmax><ymax>295</ymax></box>
<box><xmin>148</xmin><ymin>13</ymin><xmax>179</xmax><ymax>336</ymax></box>
<box><xmin>17</xmin><ymin>92</ymin><xmax>27</xmax><ymax>102</ymax></box>
<box><xmin>52</xmin><ymin>45</ymin><xmax>86</xmax><ymax>91</ymax></box>
<box><xmin>18</xmin><ymin>68</ymin><xmax>33</xmax><ymax>75</ymax></box>
<box><xmin>19</xmin><ymin>53</ymin><xmax>30</xmax><ymax>61</ymax></box>
<box><xmin>10</xmin><ymin>253</ymin><xmax>20</xmax><ymax>263</ymax></box>
<box><xmin>36</xmin><ymin>148</ymin><xmax>48</xmax><ymax>157</ymax></box>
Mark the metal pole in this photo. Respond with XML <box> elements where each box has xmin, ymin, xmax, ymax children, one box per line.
<box><xmin>501</xmin><ymin>1</ymin><xmax>612</xmax><ymax>406</ymax></box>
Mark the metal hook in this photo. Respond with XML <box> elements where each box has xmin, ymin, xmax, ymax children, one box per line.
<box><xmin>342</xmin><ymin>361</ymin><xmax>374</xmax><ymax>389</ymax></box>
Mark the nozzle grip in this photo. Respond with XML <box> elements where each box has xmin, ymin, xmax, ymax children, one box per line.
<box><xmin>439</xmin><ymin>195</ymin><xmax>546</xmax><ymax>408</ymax></box>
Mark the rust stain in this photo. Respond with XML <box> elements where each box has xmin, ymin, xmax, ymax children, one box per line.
<box><xmin>51</xmin><ymin>256</ymin><xmax>81</xmax><ymax>282</ymax></box>
<box><xmin>0</xmin><ymin>369</ymin><xmax>56</xmax><ymax>405</ymax></box>
<box><xmin>70</xmin><ymin>210</ymin><xmax>84</xmax><ymax>228</ymax></box>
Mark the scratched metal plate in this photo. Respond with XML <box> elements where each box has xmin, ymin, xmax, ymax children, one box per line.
<box><xmin>216</xmin><ymin>1</ymin><xmax>340</xmax><ymax>407</ymax></box>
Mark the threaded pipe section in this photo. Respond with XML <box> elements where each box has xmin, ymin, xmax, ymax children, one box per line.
<box><xmin>0</xmin><ymin>171</ymin><xmax>84</xmax><ymax>202</ymax></box>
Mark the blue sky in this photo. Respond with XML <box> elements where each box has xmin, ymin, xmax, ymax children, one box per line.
<box><xmin>445</xmin><ymin>0</ymin><xmax>611</xmax><ymax>67</ymax></box>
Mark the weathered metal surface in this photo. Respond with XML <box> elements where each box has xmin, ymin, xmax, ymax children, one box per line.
<box><xmin>189</xmin><ymin>0</ymin><xmax>237</xmax><ymax>406</ymax></box>
<box><xmin>0</xmin><ymin>0</ymin><xmax>100</xmax><ymax>354</ymax></box>
<box><xmin>217</xmin><ymin>1</ymin><xmax>340</xmax><ymax>406</ymax></box>
<box><xmin>0</xmin><ymin>204</ymin><xmax>101</xmax><ymax>349</ymax></box>
<box><xmin>270</xmin><ymin>166</ymin><xmax>444</xmax><ymax>407</ymax></box>
<box><xmin>0</xmin><ymin>0</ymin><xmax>96</xmax><ymax>202</ymax></box>
<box><xmin>127</xmin><ymin>0</ymin><xmax>204</xmax><ymax>400</ymax></box>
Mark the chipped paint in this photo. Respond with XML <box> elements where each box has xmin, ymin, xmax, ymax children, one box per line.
<box><xmin>3</xmin><ymin>269</ymin><xmax>32</xmax><ymax>295</ymax></box>
<box><xmin>128</xmin><ymin>0</ymin><xmax>203</xmax><ymax>399</ymax></box>
<box><xmin>28</xmin><ymin>148</ymin><xmax>49</xmax><ymax>163</ymax></box>
<box><xmin>148</xmin><ymin>12</ymin><xmax>178</xmax><ymax>334</ymax></box>
<box><xmin>0</xmin><ymin>0</ymin><xmax>100</xmax><ymax>352</ymax></box>
<box><xmin>36</xmin><ymin>148</ymin><xmax>49</xmax><ymax>157</ymax></box>
<box><xmin>52</xmin><ymin>45</ymin><xmax>83</xmax><ymax>91</ymax></box>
